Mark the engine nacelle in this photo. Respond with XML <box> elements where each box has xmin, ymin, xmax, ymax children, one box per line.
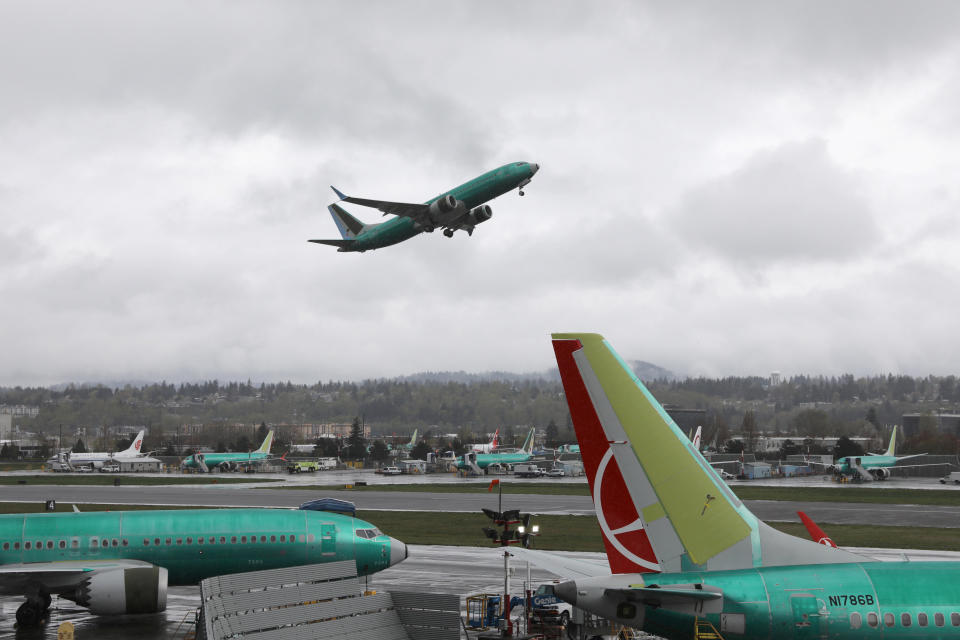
<box><xmin>427</xmin><ymin>195</ymin><xmax>460</xmax><ymax>225</ymax></box>
<box><xmin>91</xmin><ymin>461</ymin><xmax>105</xmax><ymax>470</ymax></box>
<box><xmin>68</xmin><ymin>566</ymin><xmax>168</xmax><ymax>615</ymax></box>
<box><xmin>467</xmin><ymin>205</ymin><xmax>493</xmax><ymax>225</ymax></box>
<box><xmin>871</xmin><ymin>467</ymin><xmax>890</xmax><ymax>480</ymax></box>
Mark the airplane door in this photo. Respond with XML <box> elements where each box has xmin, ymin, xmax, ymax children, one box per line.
<box><xmin>320</xmin><ymin>524</ymin><xmax>336</xmax><ymax>558</ymax></box>
<box><xmin>790</xmin><ymin>594</ymin><xmax>826</xmax><ymax>640</ymax></box>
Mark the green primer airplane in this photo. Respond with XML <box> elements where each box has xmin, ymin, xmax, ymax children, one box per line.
<box><xmin>538</xmin><ymin>333</ymin><xmax>960</xmax><ymax>639</ymax></box>
<box><xmin>0</xmin><ymin>506</ymin><xmax>406</xmax><ymax>626</ymax></box>
<box><xmin>456</xmin><ymin>427</ymin><xmax>535</xmax><ymax>471</ymax></box>
<box><xmin>807</xmin><ymin>425</ymin><xmax>936</xmax><ymax>481</ymax></box>
<box><xmin>182</xmin><ymin>430</ymin><xmax>276</xmax><ymax>472</ymax></box>
<box><xmin>308</xmin><ymin>161</ymin><xmax>539</xmax><ymax>252</ymax></box>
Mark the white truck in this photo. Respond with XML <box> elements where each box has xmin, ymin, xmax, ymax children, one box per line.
<box><xmin>513</xmin><ymin>463</ymin><xmax>544</xmax><ymax>478</ymax></box>
<box><xmin>939</xmin><ymin>471</ymin><xmax>960</xmax><ymax>484</ymax></box>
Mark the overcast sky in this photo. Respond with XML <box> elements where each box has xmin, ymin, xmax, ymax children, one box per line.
<box><xmin>3</xmin><ymin>1</ymin><xmax>960</xmax><ymax>386</ymax></box>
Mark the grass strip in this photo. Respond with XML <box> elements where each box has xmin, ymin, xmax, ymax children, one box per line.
<box><xmin>0</xmin><ymin>502</ymin><xmax>955</xmax><ymax>552</ymax></box>
<box><xmin>273</xmin><ymin>481</ymin><xmax>960</xmax><ymax>506</ymax></box>
<box><xmin>0</xmin><ymin>474</ymin><xmax>280</xmax><ymax>486</ymax></box>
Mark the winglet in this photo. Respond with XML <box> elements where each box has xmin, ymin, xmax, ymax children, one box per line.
<box><xmin>331</xmin><ymin>186</ymin><xmax>348</xmax><ymax>201</ymax></box>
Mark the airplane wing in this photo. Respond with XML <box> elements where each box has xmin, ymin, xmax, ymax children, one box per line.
<box><xmin>331</xmin><ymin>187</ymin><xmax>429</xmax><ymax>219</ymax></box>
<box><xmin>0</xmin><ymin>559</ymin><xmax>157</xmax><ymax>596</ymax></box>
<box><xmin>505</xmin><ymin>547</ymin><xmax>609</xmax><ymax>579</ymax></box>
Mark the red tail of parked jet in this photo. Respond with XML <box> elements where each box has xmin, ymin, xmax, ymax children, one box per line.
<box><xmin>553</xmin><ymin>338</ymin><xmax>660</xmax><ymax>574</ymax></box>
<box><xmin>798</xmin><ymin>511</ymin><xmax>837</xmax><ymax>548</ymax></box>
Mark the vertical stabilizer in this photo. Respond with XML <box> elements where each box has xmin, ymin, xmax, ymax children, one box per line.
<box><xmin>408</xmin><ymin>428</ymin><xmax>418</xmax><ymax>448</ymax></box>
<box><xmin>491</xmin><ymin>428</ymin><xmax>499</xmax><ymax>450</ymax></box>
<box><xmin>328</xmin><ymin>203</ymin><xmax>367</xmax><ymax>239</ymax></box>
<box><xmin>884</xmin><ymin>425</ymin><xmax>898</xmax><ymax>457</ymax></box>
<box><xmin>256</xmin><ymin>430</ymin><xmax>274</xmax><ymax>454</ymax></box>
<box><xmin>692</xmin><ymin>426</ymin><xmax>702</xmax><ymax>451</ymax></box>
<box><xmin>121</xmin><ymin>430</ymin><xmax>145</xmax><ymax>456</ymax></box>
<box><xmin>521</xmin><ymin>427</ymin><xmax>535</xmax><ymax>455</ymax></box>
<box><xmin>552</xmin><ymin>333</ymin><xmax>864</xmax><ymax>573</ymax></box>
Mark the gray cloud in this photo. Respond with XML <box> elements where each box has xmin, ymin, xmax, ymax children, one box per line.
<box><xmin>667</xmin><ymin>139</ymin><xmax>879</xmax><ymax>268</ymax></box>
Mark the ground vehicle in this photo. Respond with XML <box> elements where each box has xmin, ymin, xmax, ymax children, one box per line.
<box><xmin>531</xmin><ymin>582</ymin><xmax>571</xmax><ymax>626</ymax></box>
<box><xmin>75</xmin><ymin>466</ymin><xmax>93</xmax><ymax>473</ymax></box>
<box><xmin>546</xmin><ymin>468</ymin><xmax>565</xmax><ymax>478</ymax></box>
<box><xmin>288</xmin><ymin>461</ymin><xmax>320</xmax><ymax>473</ymax></box>
<box><xmin>99</xmin><ymin>464</ymin><xmax>120</xmax><ymax>473</ymax></box>
<box><xmin>513</xmin><ymin>463</ymin><xmax>543</xmax><ymax>478</ymax></box>
<box><xmin>381</xmin><ymin>466</ymin><xmax>402</xmax><ymax>475</ymax></box>
<box><xmin>940</xmin><ymin>471</ymin><xmax>960</xmax><ymax>484</ymax></box>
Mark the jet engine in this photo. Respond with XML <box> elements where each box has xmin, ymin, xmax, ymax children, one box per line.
<box><xmin>870</xmin><ymin>467</ymin><xmax>890</xmax><ymax>480</ymax></box>
<box><xmin>430</xmin><ymin>194</ymin><xmax>458</xmax><ymax>215</ymax></box>
<box><xmin>466</xmin><ymin>205</ymin><xmax>493</xmax><ymax>225</ymax></box>
<box><xmin>67</xmin><ymin>566</ymin><xmax>168</xmax><ymax>615</ymax></box>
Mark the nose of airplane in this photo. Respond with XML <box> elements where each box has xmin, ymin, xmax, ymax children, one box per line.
<box><xmin>389</xmin><ymin>537</ymin><xmax>408</xmax><ymax>567</ymax></box>
<box><xmin>531</xmin><ymin>163</ymin><xmax>540</xmax><ymax>175</ymax></box>
<box><xmin>554</xmin><ymin>580</ymin><xmax>577</xmax><ymax>605</ymax></box>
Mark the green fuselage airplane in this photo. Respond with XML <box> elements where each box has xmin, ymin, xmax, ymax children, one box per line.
<box><xmin>814</xmin><ymin>426</ymin><xmax>933</xmax><ymax>481</ymax></box>
<box><xmin>544</xmin><ymin>332</ymin><xmax>960</xmax><ymax>640</ymax></box>
<box><xmin>0</xmin><ymin>507</ymin><xmax>406</xmax><ymax>626</ymax></box>
<box><xmin>309</xmin><ymin>161</ymin><xmax>539</xmax><ymax>252</ymax></box>
<box><xmin>456</xmin><ymin>427</ymin><xmax>534</xmax><ymax>470</ymax></box>
<box><xmin>182</xmin><ymin>430</ymin><xmax>275</xmax><ymax>472</ymax></box>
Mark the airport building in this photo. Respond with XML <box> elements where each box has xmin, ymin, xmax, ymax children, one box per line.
<box><xmin>902</xmin><ymin>412</ymin><xmax>960</xmax><ymax>437</ymax></box>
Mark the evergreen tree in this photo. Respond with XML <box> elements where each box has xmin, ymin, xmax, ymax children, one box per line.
<box><xmin>545</xmin><ymin>419</ymin><xmax>560</xmax><ymax>448</ymax></box>
<box><xmin>256</xmin><ymin>422</ymin><xmax>269</xmax><ymax>443</ymax></box>
<box><xmin>411</xmin><ymin>441</ymin><xmax>431</xmax><ymax>460</ymax></box>
<box><xmin>369</xmin><ymin>440</ymin><xmax>389</xmax><ymax>462</ymax></box>
<box><xmin>346</xmin><ymin>417</ymin><xmax>366</xmax><ymax>460</ymax></box>
<box><xmin>741</xmin><ymin>410</ymin><xmax>757</xmax><ymax>453</ymax></box>
<box><xmin>865</xmin><ymin>407</ymin><xmax>880</xmax><ymax>429</ymax></box>
<box><xmin>73</xmin><ymin>438</ymin><xmax>87</xmax><ymax>453</ymax></box>
<box><xmin>834</xmin><ymin>435</ymin><xmax>864</xmax><ymax>459</ymax></box>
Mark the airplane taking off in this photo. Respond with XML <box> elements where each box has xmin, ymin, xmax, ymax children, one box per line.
<box><xmin>544</xmin><ymin>333</ymin><xmax>960</xmax><ymax>639</ymax></box>
<box><xmin>48</xmin><ymin>430</ymin><xmax>146</xmax><ymax>471</ymax></box>
<box><xmin>182</xmin><ymin>430</ymin><xmax>276</xmax><ymax>472</ymax></box>
<box><xmin>309</xmin><ymin>162</ymin><xmax>539</xmax><ymax>252</ymax></box>
<box><xmin>470</xmin><ymin>428</ymin><xmax>500</xmax><ymax>454</ymax></box>
<box><xmin>809</xmin><ymin>426</ymin><xmax>937</xmax><ymax>481</ymax></box>
<box><xmin>0</xmin><ymin>506</ymin><xmax>406</xmax><ymax>626</ymax></box>
<box><xmin>457</xmin><ymin>427</ymin><xmax>535</xmax><ymax>471</ymax></box>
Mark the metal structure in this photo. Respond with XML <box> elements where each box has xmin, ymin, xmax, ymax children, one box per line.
<box><xmin>198</xmin><ymin>560</ymin><xmax>458</xmax><ymax>640</ymax></box>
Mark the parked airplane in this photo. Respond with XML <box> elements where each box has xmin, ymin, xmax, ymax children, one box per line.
<box><xmin>457</xmin><ymin>428</ymin><xmax>535</xmax><ymax>471</ymax></box>
<box><xmin>395</xmin><ymin>428</ymin><xmax>418</xmax><ymax>451</ymax></box>
<box><xmin>309</xmin><ymin>162</ymin><xmax>539</xmax><ymax>252</ymax></box>
<box><xmin>182</xmin><ymin>430</ymin><xmax>275</xmax><ymax>472</ymax></box>
<box><xmin>809</xmin><ymin>426</ymin><xmax>937</xmax><ymax>481</ymax></box>
<box><xmin>691</xmin><ymin>425</ymin><xmax>702</xmax><ymax>451</ymax></box>
<box><xmin>470</xmin><ymin>429</ymin><xmax>500</xmax><ymax>454</ymax></box>
<box><xmin>48</xmin><ymin>430</ymin><xmax>146</xmax><ymax>471</ymax></box>
<box><xmin>0</xmin><ymin>506</ymin><xmax>406</xmax><ymax>626</ymax></box>
<box><xmin>544</xmin><ymin>332</ymin><xmax>960</xmax><ymax>638</ymax></box>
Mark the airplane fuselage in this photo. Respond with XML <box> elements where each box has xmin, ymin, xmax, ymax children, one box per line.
<box><xmin>456</xmin><ymin>451</ymin><xmax>531</xmax><ymax>470</ymax></box>
<box><xmin>344</xmin><ymin>162</ymin><xmax>537</xmax><ymax>252</ymax></box>
<box><xmin>0</xmin><ymin>509</ymin><xmax>402</xmax><ymax>589</ymax></box>
<box><xmin>562</xmin><ymin>561</ymin><xmax>960</xmax><ymax>639</ymax></box>
<box><xmin>182</xmin><ymin>451</ymin><xmax>270</xmax><ymax>471</ymax></box>
<box><xmin>835</xmin><ymin>455</ymin><xmax>900</xmax><ymax>477</ymax></box>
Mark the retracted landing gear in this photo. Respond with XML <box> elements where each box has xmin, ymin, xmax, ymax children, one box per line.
<box><xmin>443</xmin><ymin>229</ymin><xmax>454</xmax><ymax>238</ymax></box>
<box><xmin>16</xmin><ymin>590</ymin><xmax>51</xmax><ymax>627</ymax></box>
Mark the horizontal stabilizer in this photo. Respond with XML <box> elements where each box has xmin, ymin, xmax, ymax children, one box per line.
<box><xmin>607</xmin><ymin>584</ymin><xmax>723</xmax><ymax>607</ymax></box>
<box><xmin>506</xmin><ymin>548</ymin><xmax>609</xmax><ymax>579</ymax></box>
<box><xmin>308</xmin><ymin>239</ymin><xmax>355</xmax><ymax>249</ymax></box>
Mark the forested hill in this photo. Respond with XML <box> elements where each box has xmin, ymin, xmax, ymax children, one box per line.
<box><xmin>1</xmin><ymin>370</ymin><xmax>959</xmax><ymax>452</ymax></box>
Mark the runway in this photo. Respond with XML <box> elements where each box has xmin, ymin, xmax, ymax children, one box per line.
<box><xmin>3</xmin><ymin>484</ymin><xmax>960</xmax><ymax>527</ymax></box>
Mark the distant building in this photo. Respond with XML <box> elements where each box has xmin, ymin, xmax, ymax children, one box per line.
<box><xmin>0</xmin><ymin>414</ymin><xmax>11</xmax><ymax>441</ymax></box>
<box><xmin>0</xmin><ymin>405</ymin><xmax>39</xmax><ymax>418</ymax></box>
<box><xmin>663</xmin><ymin>407</ymin><xmax>707</xmax><ymax>434</ymax></box>
<box><xmin>902</xmin><ymin>413</ymin><xmax>960</xmax><ymax>437</ymax></box>
<box><xmin>769</xmin><ymin>372</ymin><xmax>781</xmax><ymax>386</ymax></box>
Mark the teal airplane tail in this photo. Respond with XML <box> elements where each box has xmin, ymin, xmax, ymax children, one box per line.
<box><xmin>308</xmin><ymin>203</ymin><xmax>367</xmax><ymax>251</ymax></box>
<box><xmin>520</xmin><ymin>427</ymin><xmax>535</xmax><ymax>455</ymax></box>
<box><xmin>884</xmin><ymin>425</ymin><xmax>898</xmax><ymax>456</ymax></box>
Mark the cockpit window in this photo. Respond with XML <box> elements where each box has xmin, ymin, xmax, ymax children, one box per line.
<box><xmin>356</xmin><ymin>528</ymin><xmax>383</xmax><ymax>539</ymax></box>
